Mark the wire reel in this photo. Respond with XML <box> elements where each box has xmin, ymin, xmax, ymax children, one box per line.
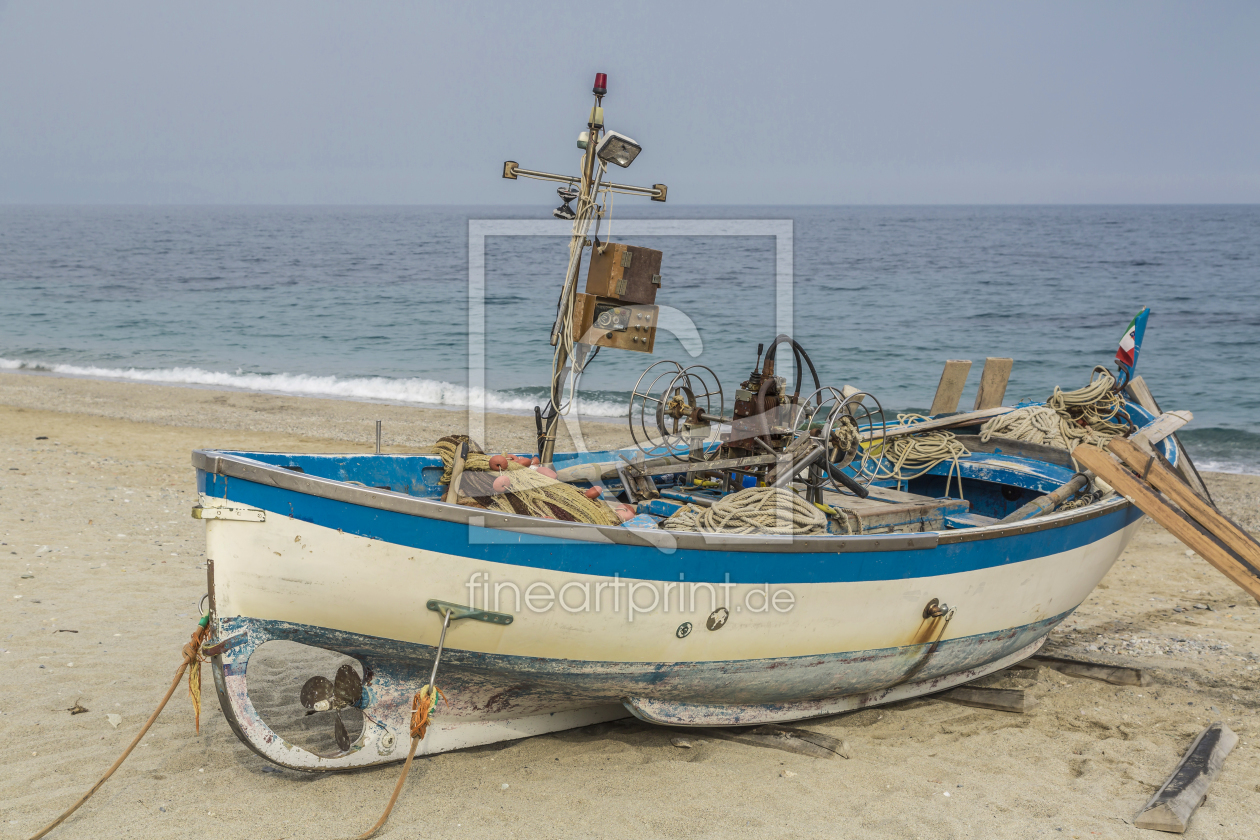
<box><xmin>628</xmin><ymin>361</ymin><xmax>725</xmax><ymax>459</ymax></box>
<box><xmin>794</xmin><ymin>387</ymin><xmax>886</xmax><ymax>491</ymax></box>
<box><xmin>822</xmin><ymin>391</ymin><xmax>886</xmax><ymax>489</ymax></box>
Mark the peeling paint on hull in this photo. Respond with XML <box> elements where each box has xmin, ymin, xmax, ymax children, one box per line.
<box><xmin>211</xmin><ymin>615</ymin><xmax>1053</xmax><ymax>770</ymax></box>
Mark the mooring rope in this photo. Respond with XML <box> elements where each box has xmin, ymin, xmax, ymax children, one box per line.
<box><xmin>352</xmin><ymin>683</ymin><xmax>446</xmax><ymax>840</ymax></box>
<box><xmin>27</xmin><ymin>618</ymin><xmax>210</xmax><ymax>840</ymax></box>
<box><xmin>663</xmin><ymin>486</ymin><xmax>827</xmax><ymax>535</ymax></box>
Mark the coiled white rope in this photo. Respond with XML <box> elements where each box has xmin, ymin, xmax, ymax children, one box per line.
<box><xmin>980</xmin><ymin>366</ymin><xmax>1127</xmax><ymax>453</ymax></box>
<box><xmin>663</xmin><ymin>487</ymin><xmax>827</xmax><ymax>535</ymax></box>
<box><xmin>865</xmin><ymin>413</ymin><xmax>971</xmax><ymax>498</ymax></box>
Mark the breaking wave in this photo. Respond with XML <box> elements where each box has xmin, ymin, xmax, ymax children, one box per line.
<box><xmin>0</xmin><ymin>357</ymin><xmax>628</xmax><ymax>417</ymax></box>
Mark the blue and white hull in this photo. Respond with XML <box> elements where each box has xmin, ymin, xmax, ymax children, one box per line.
<box><xmin>192</xmin><ymin>433</ymin><xmax>1161</xmax><ymax>772</ymax></box>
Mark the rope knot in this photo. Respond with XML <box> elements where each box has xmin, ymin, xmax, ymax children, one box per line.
<box><xmin>409</xmin><ymin>684</ymin><xmax>446</xmax><ymax>741</ymax></box>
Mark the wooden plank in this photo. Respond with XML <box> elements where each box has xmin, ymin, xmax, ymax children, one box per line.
<box><xmin>929</xmin><ymin>360</ymin><xmax>972</xmax><ymax>415</ymax></box>
<box><xmin>973</xmin><ymin>357</ymin><xmax>1014</xmax><ymax>410</ymax></box>
<box><xmin>1134</xmin><ymin>411</ymin><xmax>1193</xmax><ymax>446</ymax></box>
<box><xmin>554</xmin><ymin>452</ymin><xmax>778</xmax><ymax>484</ymax></box>
<box><xmin>863</xmin><ymin>406</ymin><xmax>1013</xmax><ymax>442</ymax></box>
<box><xmin>1030</xmin><ymin>654</ymin><xmax>1151</xmax><ymax>687</ymax></box>
<box><xmin>938</xmin><ymin>687</ymin><xmax>1037</xmax><ymax>714</ymax></box>
<box><xmin>1127</xmin><ymin>375</ymin><xmax>1214</xmax><ymax>505</ymax></box>
<box><xmin>1071</xmin><ymin>445</ymin><xmax>1260</xmax><ymax>601</ymax></box>
<box><xmin>1109</xmin><ymin>437</ymin><xmax>1260</xmax><ymax>573</ymax></box>
<box><xmin>704</xmin><ymin>725</ymin><xmax>847</xmax><ymax>760</ymax></box>
<box><xmin>1134</xmin><ymin>722</ymin><xmax>1238</xmax><ymax>833</ymax></box>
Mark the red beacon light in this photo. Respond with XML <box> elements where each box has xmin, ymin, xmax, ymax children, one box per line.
<box><xmin>593</xmin><ymin>73</ymin><xmax>607</xmax><ymax>96</ymax></box>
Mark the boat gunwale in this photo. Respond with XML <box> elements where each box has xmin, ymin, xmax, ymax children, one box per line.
<box><xmin>193</xmin><ymin>449</ymin><xmax>1133</xmax><ymax>552</ymax></box>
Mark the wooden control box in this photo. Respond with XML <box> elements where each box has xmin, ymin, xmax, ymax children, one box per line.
<box><xmin>585</xmin><ymin>243</ymin><xmax>662</xmax><ymax>305</ymax></box>
<box><xmin>573</xmin><ymin>293</ymin><xmax>658</xmax><ymax>353</ymax></box>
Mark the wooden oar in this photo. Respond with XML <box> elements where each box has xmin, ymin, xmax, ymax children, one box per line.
<box><xmin>443</xmin><ymin>441</ymin><xmax>469</xmax><ymax>504</ymax></box>
<box><xmin>1072</xmin><ymin>444</ymin><xmax>1260</xmax><ymax>601</ymax></box>
<box><xmin>998</xmin><ymin>473</ymin><xmax>1091</xmax><ymax>524</ymax></box>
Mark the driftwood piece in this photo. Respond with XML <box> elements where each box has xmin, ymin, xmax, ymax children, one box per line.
<box><xmin>938</xmin><ymin>686</ymin><xmax>1038</xmax><ymax>714</ymax></box>
<box><xmin>973</xmin><ymin>357</ymin><xmax>1014</xmax><ymax>410</ymax></box>
<box><xmin>1031</xmin><ymin>654</ymin><xmax>1152</xmax><ymax>687</ymax></box>
<box><xmin>704</xmin><ymin>724</ymin><xmax>848</xmax><ymax>760</ymax></box>
<box><xmin>929</xmin><ymin>360</ymin><xmax>973</xmax><ymax>415</ymax></box>
<box><xmin>1135</xmin><ymin>722</ymin><xmax>1237</xmax><ymax>833</ymax></box>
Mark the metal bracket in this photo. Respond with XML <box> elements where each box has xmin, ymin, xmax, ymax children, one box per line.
<box><xmin>426</xmin><ymin>600</ymin><xmax>514</xmax><ymax>626</ymax></box>
<box><xmin>201</xmin><ymin>632</ymin><xmax>248</xmax><ymax>658</ymax></box>
<box><xmin>616</xmin><ymin>454</ymin><xmax>660</xmax><ymax>503</ymax></box>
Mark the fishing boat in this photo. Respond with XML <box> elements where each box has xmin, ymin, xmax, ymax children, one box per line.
<box><xmin>193</xmin><ymin>74</ymin><xmax>1182</xmax><ymax>771</ymax></box>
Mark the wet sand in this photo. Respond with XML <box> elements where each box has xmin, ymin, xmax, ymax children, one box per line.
<box><xmin>2</xmin><ymin>372</ymin><xmax>1258</xmax><ymax>840</ymax></box>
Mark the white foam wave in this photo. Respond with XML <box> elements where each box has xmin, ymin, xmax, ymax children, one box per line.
<box><xmin>1188</xmin><ymin>457</ymin><xmax>1260</xmax><ymax>477</ymax></box>
<box><xmin>0</xmin><ymin>358</ymin><xmax>627</xmax><ymax>417</ymax></box>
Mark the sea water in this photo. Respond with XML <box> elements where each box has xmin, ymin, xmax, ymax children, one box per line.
<box><xmin>1</xmin><ymin>204</ymin><xmax>1257</xmax><ymax>473</ymax></box>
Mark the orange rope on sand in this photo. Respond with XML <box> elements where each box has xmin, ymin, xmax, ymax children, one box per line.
<box><xmin>27</xmin><ymin>620</ymin><xmax>210</xmax><ymax>840</ymax></box>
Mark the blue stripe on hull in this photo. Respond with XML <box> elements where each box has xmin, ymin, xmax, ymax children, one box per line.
<box><xmin>200</xmin><ymin>470</ymin><xmax>1142</xmax><ymax>584</ymax></box>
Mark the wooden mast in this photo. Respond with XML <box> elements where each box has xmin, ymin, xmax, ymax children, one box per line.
<box><xmin>539</xmin><ymin>78</ymin><xmax>605</xmax><ymax>463</ymax></box>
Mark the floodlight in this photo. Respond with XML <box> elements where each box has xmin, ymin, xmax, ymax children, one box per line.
<box><xmin>596</xmin><ymin>131</ymin><xmax>642</xmax><ymax>168</ymax></box>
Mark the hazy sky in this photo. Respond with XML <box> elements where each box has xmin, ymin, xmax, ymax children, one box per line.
<box><xmin>1</xmin><ymin>1</ymin><xmax>1257</xmax><ymax>204</ymax></box>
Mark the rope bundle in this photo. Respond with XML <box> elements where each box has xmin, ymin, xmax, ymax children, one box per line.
<box><xmin>663</xmin><ymin>487</ymin><xmax>827</xmax><ymax>535</ymax></box>
<box><xmin>859</xmin><ymin>414</ymin><xmax>971</xmax><ymax>497</ymax></box>
<box><xmin>980</xmin><ymin>366</ymin><xmax>1128</xmax><ymax>452</ymax></box>
<box><xmin>434</xmin><ymin>436</ymin><xmax>622</xmax><ymax>527</ymax></box>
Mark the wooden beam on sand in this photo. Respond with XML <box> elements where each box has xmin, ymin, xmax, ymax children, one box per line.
<box><xmin>1126</xmin><ymin>375</ymin><xmax>1213</xmax><ymax>505</ymax></box>
<box><xmin>704</xmin><ymin>724</ymin><xmax>848</xmax><ymax>760</ymax></box>
<box><xmin>973</xmin><ymin>357</ymin><xmax>1014</xmax><ymax>410</ymax></box>
<box><xmin>1135</xmin><ymin>722</ymin><xmax>1237</xmax><ymax>833</ymax></box>
<box><xmin>938</xmin><ymin>686</ymin><xmax>1038</xmax><ymax>714</ymax></box>
<box><xmin>929</xmin><ymin>360</ymin><xmax>972</xmax><ymax>415</ymax></box>
<box><xmin>1030</xmin><ymin>654</ymin><xmax>1152</xmax><ymax>687</ymax></box>
<box><xmin>1072</xmin><ymin>445</ymin><xmax>1260</xmax><ymax>602</ymax></box>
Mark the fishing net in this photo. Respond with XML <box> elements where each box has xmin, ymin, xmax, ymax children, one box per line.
<box><xmin>435</xmin><ymin>436</ymin><xmax>623</xmax><ymax>526</ymax></box>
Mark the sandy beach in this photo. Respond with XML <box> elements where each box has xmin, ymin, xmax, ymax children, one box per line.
<box><xmin>2</xmin><ymin>371</ymin><xmax>1258</xmax><ymax>840</ymax></box>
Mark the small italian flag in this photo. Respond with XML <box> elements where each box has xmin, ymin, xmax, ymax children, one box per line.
<box><xmin>1115</xmin><ymin>307</ymin><xmax>1150</xmax><ymax>373</ymax></box>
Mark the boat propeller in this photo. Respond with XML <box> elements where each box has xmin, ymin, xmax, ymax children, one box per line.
<box><xmin>299</xmin><ymin>664</ymin><xmax>363</xmax><ymax>752</ymax></box>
